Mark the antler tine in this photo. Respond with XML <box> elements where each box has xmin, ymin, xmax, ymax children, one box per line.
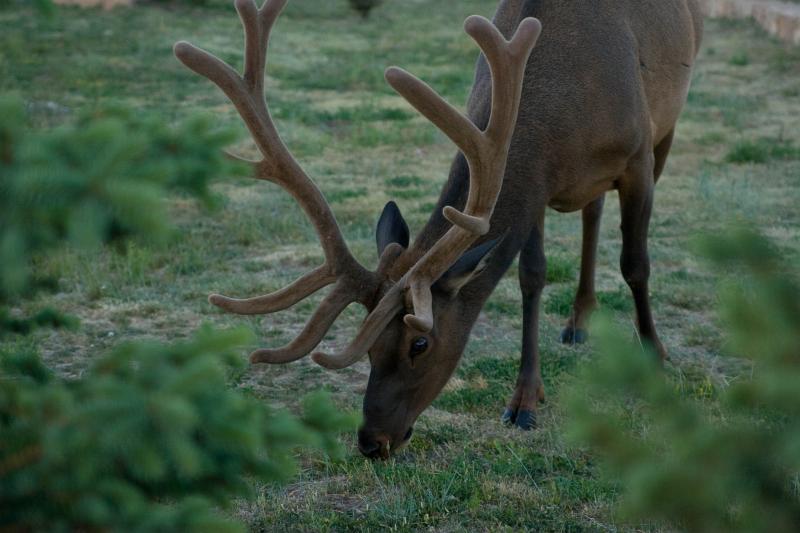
<box><xmin>395</xmin><ymin>16</ymin><xmax>541</xmax><ymax>333</ymax></box>
<box><xmin>311</xmin><ymin>285</ymin><xmax>405</xmax><ymax>370</ymax></box>
<box><xmin>175</xmin><ymin>0</ymin><xmax>374</xmax><ymax>360</ymax></box>
<box><xmin>306</xmin><ymin>244</ymin><xmax>407</xmax><ymax>369</ymax></box>
<box><xmin>238</xmin><ymin>0</ymin><xmax>283</xmax><ymax>94</ymax></box>
<box><xmin>466</xmin><ymin>16</ymin><xmax>541</xmax><ymax>141</ymax></box>
<box><xmin>382</xmin><ymin>17</ymin><xmax>539</xmax><ymax>167</ymax></box>
<box><xmin>208</xmin><ymin>266</ymin><xmax>335</xmax><ymax>315</ymax></box>
<box><xmin>250</xmin><ymin>284</ymin><xmax>353</xmax><ymax>364</ymax></box>
<box><xmin>384</xmin><ymin>68</ymin><xmax>483</xmax><ymax>160</ymax></box>
<box><xmin>444</xmin><ymin>16</ymin><xmax>541</xmax><ymax>230</ymax></box>
<box><xmin>174</xmin><ymin>0</ymin><xmax>277</xmax><ymax>167</ymax></box>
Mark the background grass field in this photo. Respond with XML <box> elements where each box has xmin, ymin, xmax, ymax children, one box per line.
<box><xmin>2</xmin><ymin>0</ymin><xmax>799</xmax><ymax>530</ymax></box>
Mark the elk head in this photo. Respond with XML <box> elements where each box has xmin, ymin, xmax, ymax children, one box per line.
<box><xmin>175</xmin><ymin>0</ymin><xmax>540</xmax><ymax>459</ymax></box>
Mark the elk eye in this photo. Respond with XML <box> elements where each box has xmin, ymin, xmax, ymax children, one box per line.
<box><xmin>410</xmin><ymin>336</ymin><xmax>429</xmax><ymax>357</ymax></box>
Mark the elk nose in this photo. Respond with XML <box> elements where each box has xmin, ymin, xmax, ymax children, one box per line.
<box><xmin>358</xmin><ymin>429</ymin><xmax>390</xmax><ymax>459</ymax></box>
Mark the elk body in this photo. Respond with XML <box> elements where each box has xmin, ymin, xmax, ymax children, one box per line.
<box><xmin>175</xmin><ymin>0</ymin><xmax>703</xmax><ymax>459</ymax></box>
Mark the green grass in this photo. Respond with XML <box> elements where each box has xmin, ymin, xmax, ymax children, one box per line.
<box><xmin>725</xmin><ymin>137</ymin><xmax>800</xmax><ymax>164</ymax></box>
<box><xmin>2</xmin><ymin>2</ymin><xmax>800</xmax><ymax>531</ymax></box>
<box><xmin>546</xmin><ymin>254</ymin><xmax>577</xmax><ymax>284</ymax></box>
<box><xmin>729</xmin><ymin>51</ymin><xmax>750</xmax><ymax>66</ymax></box>
<box><xmin>545</xmin><ymin>286</ymin><xmax>632</xmax><ymax>317</ymax></box>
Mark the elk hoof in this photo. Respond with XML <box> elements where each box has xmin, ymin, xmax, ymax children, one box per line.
<box><xmin>560</xmin><ymin>326</ymin><xmax>588</xmax><ymax>345</ymax></box>
<box><xmin>501</xmin><ymin>408</ymin><xmax>537</xmax><ymax>430</ymax></box>
<box><xmin>515</xmin><ymin>410</ymin><xmax>536</xmax><ymax>431</ymax></box>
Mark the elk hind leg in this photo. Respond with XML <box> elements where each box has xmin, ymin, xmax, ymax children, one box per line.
<box><xmin>618</xmin><ymin>151</ymin><xmax>667</xmax><ymax>361</ymax></box>
<box><xmin>561</xmin><ymin>194</ymin><xmax>605</xmax><ymax>345</ymax></box>
<box><xmin>653</xmin><ymin>128</ymin><xmax>675</xmax><ymax>184</ymax></box>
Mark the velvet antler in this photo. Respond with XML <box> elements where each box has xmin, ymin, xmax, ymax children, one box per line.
<box><xmin>175</xmin><ymin>0</ymin><xmax>539</xmax><ymax>369</ymax></box>
<box><xmin>311</xmin><ymin>15</ymin><xmax>541</xmax><ymax>369</ymax></box>
<box><xmin>175</xmin><ymin>0</ymin><xmax>379</xmax><ymax>364</ymax></box>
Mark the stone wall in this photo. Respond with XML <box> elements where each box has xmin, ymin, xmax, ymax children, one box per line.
<box><xmin>702</xmin><ymin>0</ymin><xmax>800</xmax><ymax>44</ymax></box>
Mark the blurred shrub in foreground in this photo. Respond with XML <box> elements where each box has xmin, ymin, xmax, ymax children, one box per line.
<box><xmin>0</xmin><ymin>92</ymin><xmax>357</xmax><ymax>530</ymax></box>
<box><xmin>0</xmin><ymin>326</ymin><xmax>358</xmax><ymax>531</ymax></box>
<box><xmin>0</xmin><ymin>95</ymin><xmax>243</xmax><ymax>333</ymax></box>
<box><xmin>568</xmin><ymin>229</ymin><xmax>800</xmax><ymax>532</ymax></box>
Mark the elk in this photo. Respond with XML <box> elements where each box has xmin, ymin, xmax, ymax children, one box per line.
<box><xmin>175</xmin><ymin>0</ymin><xmax>703</xmax><ymax>459</ymax></box>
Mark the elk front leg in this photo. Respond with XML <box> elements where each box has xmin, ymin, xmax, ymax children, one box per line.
<box><xmin>502</xmin><ymin>220</ymin><xmax>546</xmax><ymax>430</ymax></box>
<box><xmin>561</xmin><ymin>194</ymin><xmax>605</xmax><ymax>345</ymax></box>
<box><xmin>618</xmin><ymin>153</ymin><xmax>667</xmax><ymax>361</ymax></box>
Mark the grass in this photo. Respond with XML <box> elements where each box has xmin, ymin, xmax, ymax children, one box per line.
<box><xmin>545</xmin><ymin>286</ymin><xmax>632</xmax><ymax>317</ymax></box>
<box><xmin>725</xmin><ymin>137</ymin><xmax>800</xmax><ymax>163</ymax></box>
<box><xmin>729</xmin><ymin>51</ymin><xmax>750</xmax><ymax>66</ymax></box>
<box><xmin>546</xmin><ymin>255</ymin><xmax>577</xmax><ymax>284</ymax></box>
<box><xmin>2</xmin><ymin>2</ymin><xmax>800</xmax><ymax>531</ymax></box>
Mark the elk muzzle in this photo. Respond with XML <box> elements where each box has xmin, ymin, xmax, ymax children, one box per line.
<box><xmin>357</xmin><ymin>426</ymin><xmax>414</xmax><ymax>459</ymax></box>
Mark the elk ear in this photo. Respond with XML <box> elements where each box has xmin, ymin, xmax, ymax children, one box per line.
<box><xmin>376</xmin><ymin>201</ymin><xmax>410</xmax><ymax>255</ymax></box>
<box><xmin>435</xmin><ymin>235</ymin><xmax>504</xmax><ymax>296</ymax></box>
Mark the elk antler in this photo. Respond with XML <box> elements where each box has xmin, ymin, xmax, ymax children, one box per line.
<box><xmin>175</xmin><ymin>0</ymin><xmax>379</xmax><ymax>364</ymax></box>
<box><xmin>312</xmin><ymin>15</ymin><xmax>542</xmax><ymax>369</ymax></box>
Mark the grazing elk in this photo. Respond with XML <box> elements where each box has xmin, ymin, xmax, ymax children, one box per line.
<box><xmin>175</xmin><ymin>0</ymin><xmax>703</xmax><ymax>458</ymax></box>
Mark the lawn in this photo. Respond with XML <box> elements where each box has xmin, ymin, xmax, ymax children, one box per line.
<box><xmin>2</xmin><ymin>0</ymin><xmax>799</xmax><ymax>530</ymax></box>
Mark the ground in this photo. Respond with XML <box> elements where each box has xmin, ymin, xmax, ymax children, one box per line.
<box><xmin>2</xmin><ymin>0</ymin><xmax>799</xmax><ymax>530</ymax></box>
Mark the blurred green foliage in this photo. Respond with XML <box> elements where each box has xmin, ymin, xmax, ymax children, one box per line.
<box><xmin>0</xmin><ymin>95</ymin><xmax>242</xmax><ymax>333</ymax></box>
<box><xmin>0</xmin><ymin>326</ymin><xmax>358</xmax><ymax>531</ymax></box>
<box><xmin>0</xmin><ymin>92</ymin><xmax>357</xmax><ymax>529</ymax></box>
<box><xmin>725</xmin><ymin>137</ymin><xmax>800</xmax><ymax>164</ymax></box>
<box><xmin>568</xmin><ymin>228</ymin><xmax>800</xmax><ymax>532</ymax></box>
